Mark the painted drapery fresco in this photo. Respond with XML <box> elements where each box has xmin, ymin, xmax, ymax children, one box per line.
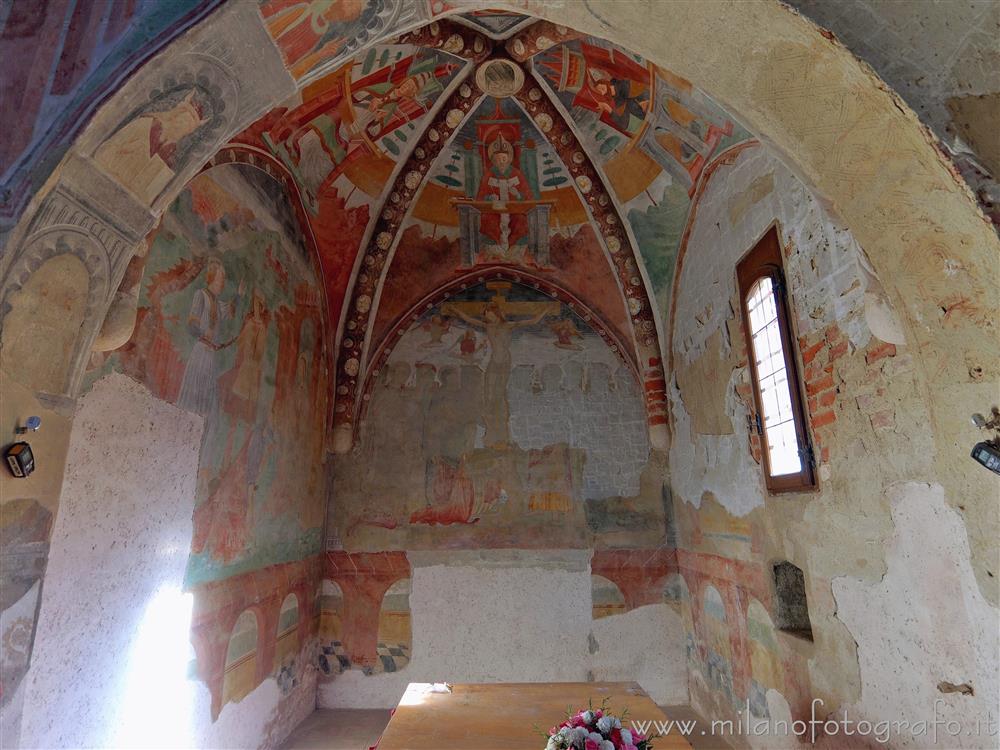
<box><xmin>93</xmin><ymin>84</ymin><xmax>226</xmax><ymax>205</ymax></box>
<box><xmin>87</xmin><ymin>162</ymin><xmax>328</xmax><ymax>586</ymax></box>
<box><xmin>331</xmin><ymin>280</ymin><xmax>660</xmax><ymax>552</ymax></box>
<box><xmin>0</xmin><ymin>0</ymin><xmax>223</xmax><ymax>229</ymax></box>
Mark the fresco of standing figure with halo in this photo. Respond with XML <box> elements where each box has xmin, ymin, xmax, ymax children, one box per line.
<box><xmin>85</xmin><ymin>162</ymin><xmax>328</xmax><ymax>585</ymax></box>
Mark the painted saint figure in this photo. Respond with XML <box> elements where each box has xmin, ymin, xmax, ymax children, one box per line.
<box><xmin>177</xmin><ymin>259</ymin><xmax>245</xmax><ymax>416</ymax></box>
<box><xmin>94</xmin><ymin>89</ymin><xmax>210</xmax><ymax>203</ymax></box>
<box><xmin>584</xmin><ymin>68</ymin><xmax>650</xmax><ymax>135</ymax></box>
<box><xmin>475</xmin><ymin>134</ymin><xmax>532</xmax><ymax>254</ymax></box>
<box><xmin>220</xmin><ymin>289</ymin><xmax>270</xmax><ymax>424</ymax></box>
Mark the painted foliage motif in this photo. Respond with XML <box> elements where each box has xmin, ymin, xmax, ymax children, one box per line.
<box><xmin>332</xmin><ymin>281</ymin><xmax>659</xmax><ymax>552</ymax></box>
<box><xmin>88</xmin><ymin>163</ymin><xmax>328</xmax><ymax>585</ymax></box>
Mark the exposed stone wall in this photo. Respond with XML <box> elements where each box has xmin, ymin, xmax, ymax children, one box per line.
<box><xmin>668</xmin><ymin>144</ymin><xmax>999</xmax><ymax>747</ymax></box>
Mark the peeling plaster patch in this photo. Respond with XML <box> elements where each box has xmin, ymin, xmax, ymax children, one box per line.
<box><xmin>675</xmin><ymin>330</ymin><xmax>738</xmax><ymax>436</ymax></box>
<box><xmin>203</xmin><ymin>677</ymin><xmax>295</xmax><ymax>750</ymax></box>
<box><xmin>734</xmin><ymin>688</ymin><xmax>796</xmax><ymax>750</ymax></box>
<box><xmin>590</xmin><ymin>603</ymin><xmax>687</xmax><ymax>705</ymax></box>
<box><xmin>832</xmin><ymin>482</ymin><xmax>1000</xmax><ymax>747</ymax></box>
<box><xmin>668</xmin><ymin>375</ymin><xmax>764</xmax><ymax>516</ymax></box>
<box><xmin>674</xmin><ymin>147</ymin><xmax>877</xmax><ymax>366</ymax></box>
<box><xmin>729</xmin><ymin>172</ymin><xmax>775</xmax><ymax>226</ymax></box>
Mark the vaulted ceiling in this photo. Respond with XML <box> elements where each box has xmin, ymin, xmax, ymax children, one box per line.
<box><xmin>225</xmin><ymin>11</ymin><xmax>754</xmax><ymax>448</ymax></box>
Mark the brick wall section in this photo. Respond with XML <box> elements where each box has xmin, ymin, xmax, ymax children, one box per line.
<box><xmin>730</xmin><ymin>315</ymin><xmax>905</xmax><ymax>469</ymax></box>
<box><xmin>798</xmin><ymin>325</ymin><xmax>906</xmax><ymax>463</ymax></box>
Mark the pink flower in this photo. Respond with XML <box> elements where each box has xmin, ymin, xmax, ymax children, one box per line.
<box><xmin>585</xmin><ymin>740</ymin><xmax>601</xmax><ymax>750</ymax></box>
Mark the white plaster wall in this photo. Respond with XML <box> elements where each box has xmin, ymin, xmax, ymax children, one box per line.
<box><xmin>669</xmin><ymin>372</ymin><xmax>764</xmax><ymax>517</ymax></box>
<box><xmin>18</xmin><ymin>373</ymin><xmax>311</xmax><ymax>750</ymax></box>
<box><xmin>590</xmin><ymin>602</ymin><xmax>688</xmax><ymax>705</ymax></box>
<box><xmin>319</xmin><ymin>551</ymin><xmax>687</xmax><ymax>709</ymax></box>
<box><xmin>833</xmin><ymin>482</ymin><xmax>1000</xmax><ymax>749</ymax></box>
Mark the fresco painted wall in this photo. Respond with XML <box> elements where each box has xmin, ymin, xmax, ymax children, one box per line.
<box><xmin>88</xmin><ymin>161</ymin><xmax>328</xmax><ymax>587</ymax></box>
<box><xmin>18</xmin><ymin>373</ymin><xmax>318</xmax><ymax>750</ymax></box>
<box><xmin>331</xmin><ymin>280</ymin><xmax>659</xmax><ymax>552</ymax></box>
<box><xmin>233</xmin><ymin>42</ymin><xmax>468</xmax><ymax>342</ymax></box>
<box><xmin>667</xmin><ymin>145</ymin><xmax>999</xmax><ymax>746</ymax></box>
<box><xmin>62</xmin><ymin>161</ymin><xmax>332</xmax><ymax>736</ymax></box>
<box><xmin>371</xmin><ymin>93</ymin><xmax>634</xmax><ymax>353</ymax></box>
<box><xmin>0</xmin><ymin>0</ymin><xmax>223</xmax><ymax>231</ymax></box>
<box><xmin>531</xmin><ymin>36</ymin><xmax>752</xmax><ymax>321</ymax></box>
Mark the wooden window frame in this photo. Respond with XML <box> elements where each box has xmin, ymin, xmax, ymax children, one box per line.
<box><xmin>737</xmin><ymin>226</ymin><xmax>817</xmax><ymax>493</ymax></box>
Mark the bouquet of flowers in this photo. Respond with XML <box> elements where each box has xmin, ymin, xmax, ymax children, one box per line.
<box><xmin>542</xmin><ymin>700</ymin><xmax>654</xmax><ymax>750</ymax></box>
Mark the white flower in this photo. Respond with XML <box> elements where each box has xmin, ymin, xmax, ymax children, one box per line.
<box><xmin>588</xmin><ymin>731</ymin><xmax>603</xmax><ymax>744</ymax></box>
<box><xmin>613</xmin><ymin>717</ymin><xmax>622</xmax><ymax>729</ymax></box>
<box><xmin>571</xmin><ymin>727</ymin><xmax>589</xmax><ymax>744</ymax></box>
<box><xmin>581</xmin><ymin>710</ymin><xmax>595</xmax><ymax>724</ymax></box>
<box><xmin>600</xmin><ymin>742</ymin><xmax>615</xmax><ymax>750</ymax></box>
<box><xmin>596</xmin><ymin>716</ymin><xmax>613</xmax><ymax>734</ymax></box>
<box><xmin>620</xmin><ymin>729</ymin><xmax>632</xmax><ymax>745</ymax></box>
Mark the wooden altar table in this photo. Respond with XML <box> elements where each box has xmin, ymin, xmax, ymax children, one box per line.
<box><xmin>375</xmin><ymin>681</ymin><xmax>694</xmax><ymax>749</ymax></box>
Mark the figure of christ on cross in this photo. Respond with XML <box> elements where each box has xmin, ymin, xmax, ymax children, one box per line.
<box><xmin>441</xmin><ymin>282</ymin><xmax>560</xmax><ymax>447</ymax></box>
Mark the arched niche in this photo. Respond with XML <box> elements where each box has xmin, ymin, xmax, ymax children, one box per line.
<box><xmin>275</xmin><ymin>593</ymin><xmax>300</xmax><ymax>668</ymax></box>
<box><xmin>334</xmin><ymin>279</ymin><xmax>660</xmax><ymax>551</ymax></box>
<box><xmin>591</xmin><ymin>574</ymin><xmax>627</xmax><ymax>619</ymax></box>
<box><xmin>376</xmin><ymin>578</ymin><xmax>411</xmax><ymax>674</ymax></box>
<box><xmin>1</xmin><ymin>254</ymin><xmax>91</xmax><ymax>395</ymax></box>
<box><xmin>318</xmin><ymin>580</ymin><xmax>347</xmax><ymax>676</ymax></box>
<box><xmin>222</xmin><ymin>609</ymin><xmax>259</xmax><ymax>706</ymax></box>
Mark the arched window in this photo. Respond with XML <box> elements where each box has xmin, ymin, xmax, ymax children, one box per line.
<box><xmin>222</xmin><ymin>609</ymin><xmax>259</xmax><ymax>705</ymax></box>
<box><xmin>737</xmin><ymin>226</ymin><xmax>816</xmax><ymax>492</ymax></box>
